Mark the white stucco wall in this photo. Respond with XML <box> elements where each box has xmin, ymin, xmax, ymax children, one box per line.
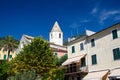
<box><xmin>67</xmin><ymin>23</ymin><xmax>120</xmax><ymax>73</ymax></box>
<box><xmin>87</xmin><ymin>25</ymin><xmax>120</xmax><ymax>72</ymax></box>
<box><xmin>50</xmin><ymin>32</ymin><xmax>63</xmax><ymax>46</ymax></box>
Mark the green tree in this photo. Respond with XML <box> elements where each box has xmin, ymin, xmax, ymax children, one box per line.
<box><xmin>42</xmin><ymin>66</ymin><xmax>66</xmax><ymax>80</ymax></box>
<box><xmin>0</xmin><ymin>36</ymin><xmax>19</xmax><ymax>61</ymax></box>
<box><xmin>56</xmin><ymin>54</ymin><xmax>68</xmax><ymax>66</ymax></box>
<box><xmin>0</xmin><ymin>36</ymin><xmax>18</xmax><ymax>79</ymax></box>
<box><xmin>8</xmin><ymin>36</ymin><xmax>55</xmax><ymax>77</ymax></box>
<box><xmin>0</xmin><ymin>60</ymin><xmax>9</xmax><ymax>80</ymax></box>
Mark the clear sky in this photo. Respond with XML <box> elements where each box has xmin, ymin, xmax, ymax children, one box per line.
<box><xmin>0</xmin><ymin>0</ymin><xmax>120</xmax><ymax>41</ymax></box>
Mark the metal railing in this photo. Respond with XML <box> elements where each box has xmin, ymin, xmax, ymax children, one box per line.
<box><xmin>66</xmin><ymin>64</ymin><xmax>88</xmax><ymax>74</ymax></box>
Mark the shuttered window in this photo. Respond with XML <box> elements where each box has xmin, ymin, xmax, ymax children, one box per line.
<box><xmin>72</xmin><ymin>46</ymin><xmax>75</xmax><ymax>53</ymax></box>
<box><xmin>113</xmin><ymin>48</ymin><xmax>120</xmax><ymax>60</ymax></box>
<box><xmin>112</xmin><ymin>29</ymin><xmax>118</xmax><ymax>39</ymax></box>
<box><xmin>92</xmin><ymin>54</ymin><xmax>97</xmax><ymax>65</ymax></box>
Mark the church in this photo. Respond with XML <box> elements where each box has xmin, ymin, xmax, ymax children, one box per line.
<box><xmin>16</xmin><ymin>21</ymin><xmax>67</xmax><ymax>58</ymax></box>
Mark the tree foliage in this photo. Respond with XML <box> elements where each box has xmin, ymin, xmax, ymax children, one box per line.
<box><xmin>55</xmin><ymin>54</ymin><xmax>68</xmax><ymax>66</ymax></box>
<box><xmin>8</xmin><ymin>36</ymin><xmax>55</xmax><ymax>76</ymax></box>
<box><xmin>0</xmin><ymin>36</ymin><xmax>19</xmax><ymax>79</ymax></box>
<box><xmin>42</xmin><ymin>66</ymin><xmax>66</xmax><ymax>80</ymax></box>
<box><xmin>0</xmin><ymin>60</ymin><xmax>9</xmax><ymax>80</ymax></box>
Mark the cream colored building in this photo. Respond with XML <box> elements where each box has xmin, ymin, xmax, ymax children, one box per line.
<box><xmin>62</xmin><ymin>22</ymin><xmax>120</xmax><ymax>80</ymax></box>
<box><xmin>0</xmin><ymin>48</ymin><xmax>16</xmax><ymax>61</ymax></box>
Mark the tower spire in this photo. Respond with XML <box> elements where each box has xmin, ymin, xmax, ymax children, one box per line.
<box><xmin>51</xmin><ymin>21</ymin><xmax>62</xmax><ymax>32</ymax></box>
<box><xmin>49</xmin><ymin>21</ymin><xmax>63</xmax><ymax>46</ymax></box>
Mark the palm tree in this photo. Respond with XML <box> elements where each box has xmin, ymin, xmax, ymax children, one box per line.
<box><xmin>0</xmin><ymin>36</ymin><xmax>19</xmax><ymax>61</ymax></box>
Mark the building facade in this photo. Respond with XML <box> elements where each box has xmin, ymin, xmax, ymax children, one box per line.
<box><xmin>0</xmin><ymin>48</ymin><xmax>16</xmax><ymax>61</ymax></box>
<box><xmin>62</xmin><ymin>22</ymin><xmax>120</xmax><ymax>80</ymax></box>
<box><xmin>17</xmin><ymin>21</ymin><xmax>67</xmax><ymax>58</ymax></box>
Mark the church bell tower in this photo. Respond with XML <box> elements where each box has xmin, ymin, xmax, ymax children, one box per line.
<box><xmin>49</xmin><ymin>21</ymin><xmax>63</xmax><ymax>46</ymax></box>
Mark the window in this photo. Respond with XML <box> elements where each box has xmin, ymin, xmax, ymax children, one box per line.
<box><xmin>54</xmin><ymin>52</ymin><xmax>58</xmax><ymax>56</ymax></box>
<box><xmin>72</xmin><ymin>63</ymin><xmax>76</xmax><ymax>72</ymax></box>
<box><xmin>92</xmin><ymin>54</ymin><xmax>97</xmax><ymax>65</ymax></box>
<box><xmin>113</xmin><ymin>48</ymin><xmax>120</xmax><ymax>60</ymax></box>
<box><xmin>112</xmin><ymin>29</ymin><xmax>118</xmax><ymax>39</ymax></box>
<box><xmin>80</xmin><ymin>43</ymin><xmax>84</xmax><ymax>50</ymax></box>
<box><xmin>91</xmin><ymin>39</ymin><xmax>95</xmax><ymax>47</ymax></box>
<box><xmin>72</xmin><ymin>46</ymin><xmax>75</xmax><ymax>53</ymax></box>
<box><xmin>4</xmin><ymin>54</ymin><xmax>6</xmax><ymax>60</ymax></box>
<box><xmin>67</xmin><ymin>63</ymin><xmax>77</xmax><ymax>73</ymax></box>
<box><xmin>59</xmin><ymin>33</ymin><xmax>61</xmax><ymax>38</ymax></box>
<box><xmin>70</xmin><ymin>64</ymin><xmax>73</xmax><ymax>72</ymax></box>
<box><xmin>9</xmin><ymin>55</ymin><xmax>12</xmax><ymax>58</ymax></box>
<box><xmin>70</xmin><ymin>63</ymin><xmax>76</xmax><ymax>73</ymax></box>
<box><xmin>51</xmin><ymin>34</ymin><xmax>53</xmax><ymax>39</ymax></box>
<box><xmin>81</xmin><ymin>58</ymin><xmax>86</xmax><ymax>67</ymax></box>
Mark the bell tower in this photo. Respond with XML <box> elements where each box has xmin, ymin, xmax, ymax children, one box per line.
<box><xmin>49</xmin><ymin>21</ymin><xmax>63</xmax><ymax>46</ymax></box>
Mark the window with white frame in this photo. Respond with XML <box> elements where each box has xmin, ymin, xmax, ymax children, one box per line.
<box><xmin>112</xmin><ymin>29</ymin><xmax>118</xmax><ymax>39</ymax></box>
<box><xmin>72</xmin><ymin>46</ymin><xmax>75</xmax><ymax>53</ymax></box>
<box><xmin>91</xmin><ymin>38</ymin><xmax>95</xmax><ymax>47</ymax></box>
<box><xmin>80</xmin><ymin>43</ymin><xmax>84</xmax><ymax>50</ymax></box>
<box><xmin>113</xmin><ymin>48</ymin><xmax>120</xmax><ymax>60</ymax></box>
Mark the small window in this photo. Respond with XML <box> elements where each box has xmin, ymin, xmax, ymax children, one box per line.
<box><xmin>4</xmin><ymin>54</ymin><xmax>6</xmax><ymax>60</ymax></box>
<box><xmin>91</xmin><ymin>54</ymin><xmax>97</xmax><ymax>65</ymax></box>
<box><xmin>113</xmin><ymin>48</ymin><xmax>120</xmax><ymax>60</ymax></box>
<box><xmin>80</xmin><ymin>43</ymin><xmax>84</xmax><ymax>50</ymax></box>
<box><xmin>9</xmin><ymin>55</ymin><xmax>12</xmax><ymax>58</ymax></box>
<box><xmin>51</xmin><ymin>34</ymin><xmax>53</xmax><ymax>39</ymax></box>
<box><xmin>72</xmin><ymin>46</ymin><xmax>75</xmax><ymax>53</ymax></box>
<box><xmin>59</xmin><ymin>33</ymin><xmax>61</xmax><ymax>38</ymax></box>
<box><xmin>81</xmin><ymin>57</ymin><xmax>86</xmax><ymax>67</ymax></box>
<box><xmin>72</xmin><ymin>63</ymin><xmax>76</xmax><ymax>72</ymax></box>
<box><xmin>54</xmin><ymin>52</ymin><xmax>57</xmax><ymax>56</ymax></box>
<box><xmin>112</xmin><ymin>29</ymin><xmax>118</xmax><ymax>39</ymax></box>
<box><xmin>70</xmin><ymin>64</ymin><xmax>73</xmax><ymax>72</ymax></box>
<box><xmin>91</xmin><ymin>39</ymin><xmax>95</xmax><ymax>47</ymax></box>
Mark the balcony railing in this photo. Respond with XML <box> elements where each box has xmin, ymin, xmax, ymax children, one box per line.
<box><xmin>79</xmin><ymin>65</ymin><xmax>88</xmax><ymax>72</ymax></box>
<box><xmin>66</xmin><ymin>64</ymin><xmax>88</xmax><ymax>74</ymax></box>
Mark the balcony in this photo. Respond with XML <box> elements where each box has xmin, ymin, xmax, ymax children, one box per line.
<box><xmin>65</xmin><ymin>63</ymin><xmax>88</xmax><ymax>75</ymax></box>
<box><xmin>79</xmin><ymin>65</ymin><xmax>88</xmax><ymax>72</ymax></box>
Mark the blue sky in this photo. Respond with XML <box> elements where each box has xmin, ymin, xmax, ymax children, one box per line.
<box><xmin>0</xmin><ymin>0</ymin><xmax>120</xmax><ymax>41</ymax></box>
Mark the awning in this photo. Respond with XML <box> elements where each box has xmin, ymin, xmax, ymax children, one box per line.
<box><xmin>83</xmin><ymin>70</ymin><xmax>109</xmax><ymax>80</ymax></box>
<box><xmin>109</xmin><ymin>68</ymin><xmax>120</xmax><ymax>78</ymax></box>
<box><xmin>62</xmin><ymin>54</ymin><xmax>86</xmax><ymax>66</ymax></box>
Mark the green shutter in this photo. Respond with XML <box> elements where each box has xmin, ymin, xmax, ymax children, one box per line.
<box><xmin>72</xmin><ymin>46</ymin><xmax>75</xmax><ymax>53</ymax></box>
<box><xmin>91</xmin><ymin>39</ymin><xmax>95</xmax><ymax>47</ymax></box>
<box><xmin>113</xmin><ymin>48</ymin><xmax>120</xmax><ymax>60</ymax></box>
<box><xmin>4</xmin><ymin>55</ymin><xmax>6</xmax><ymax>59</ymax></box>
<box><xmin>54</xmin><ymin>52</ymin><xmax>57</xmax><ymax>56</ymax></box>
<box><xmin>112</xmin><ymin>29</ymin><xmax>118</xmax><ymax>39</ymax></box>
<box><xmin>80</xmin><ymin>43</ymin><xmax>84</xmax><ymax>50</ymax></box>
<box><xmin>9</xmin><ymin>55</ymin><xmax>12</xmax><ymax>58</ymax></box>
<box><xmin>81</xmin><ymin>58</ymin><xmax>86</xmax><ymax>67</ymax></box>
<box><xmin>92</xmin><ymin>54</ymin><xmax>97</xmax><ymax>65</ymax></box>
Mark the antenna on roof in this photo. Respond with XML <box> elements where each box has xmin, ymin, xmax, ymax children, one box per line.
<box><xmin>76</xmin><ymin>27</ymin><xmax>79</xmax><ymax>35</ymax></box>
<box><xmin>71</xmin><ymin>30</ymin><xmax>73</xmax><ymax>37</ymax></box>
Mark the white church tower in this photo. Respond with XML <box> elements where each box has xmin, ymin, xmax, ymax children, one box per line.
<box><xmin>49</xmin><ymin>21</ymin><xmax>63</xmax><ymax>46</ymax></box>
